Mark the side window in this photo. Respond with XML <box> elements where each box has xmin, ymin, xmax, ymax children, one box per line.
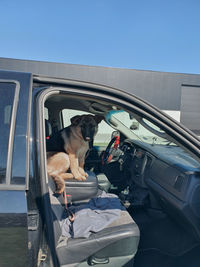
<box><xmin>0</xmin><ymin>83</ymin><xmax>16</xmax><ymax>184</ymax></box>
<box><xmin>62</xmin><ymin>109</ymin><xmax>114</xmax><ymax>146</ymax></box>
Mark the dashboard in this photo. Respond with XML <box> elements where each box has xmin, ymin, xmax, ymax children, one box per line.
<box><xmin>118</xmin><ymin>138</ymin><xmax>200</xmax><ymax>239</ymax></box>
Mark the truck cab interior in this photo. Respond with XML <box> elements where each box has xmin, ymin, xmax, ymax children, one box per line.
<box><xmin>40</xmin><ymin>87</ymin><xmax>200</xmax><ymax>267</ymax></box>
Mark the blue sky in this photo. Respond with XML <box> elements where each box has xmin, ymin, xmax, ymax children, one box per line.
<box><xmin>0</xmin><ymin>0</ymin><xmax>200</xmax><ymax>74</ymax></box>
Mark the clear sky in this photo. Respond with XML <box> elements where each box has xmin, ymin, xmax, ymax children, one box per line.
<box><xmin>0</xmin><ymin>0</ymin><xmax>200</xmax><ymax>74</ymax></box>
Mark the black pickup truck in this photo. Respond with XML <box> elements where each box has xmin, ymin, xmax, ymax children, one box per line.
<box><xmin>0</xmin><ymin>69</ymin><xmax>200</xmax><ymax>267</ymax></box>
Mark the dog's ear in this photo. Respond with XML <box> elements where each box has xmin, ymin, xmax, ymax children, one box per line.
<box><xmin>94</xmin><ymin>115</ymin><xmax>104</xmax><ymax>124</ymax></box>
<box><xmin>71</xmin><ymin>115</ymin><xmax>82</xmax><ymax>126</ymax></box>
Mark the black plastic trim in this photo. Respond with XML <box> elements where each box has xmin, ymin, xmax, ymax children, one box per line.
<box><xmin>0</xmin><ymin>80</ymin><xmax>22</xmax><ymax>189</ymax></box>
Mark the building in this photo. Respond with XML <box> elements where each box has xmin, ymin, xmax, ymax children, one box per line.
<box><xmin>0</xmin><ymin>57</ymin><xmax>200</xmax><ymax>135</ymax></box>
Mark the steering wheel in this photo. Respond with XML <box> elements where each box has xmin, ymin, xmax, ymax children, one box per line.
<box><xmin>102</xmin><ymin>135</ymin><xmax>120</xmax><ymax>165</ymax></box>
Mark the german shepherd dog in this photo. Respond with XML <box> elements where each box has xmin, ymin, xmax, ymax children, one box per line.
<box><xmin>46</xmin><ymin>114</ymin><xmax>103</xmax><ymax>194</ymax></box>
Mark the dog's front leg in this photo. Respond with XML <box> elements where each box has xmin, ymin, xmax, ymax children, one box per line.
<box><xmin>79</xmin><ymin>157</ymin><xmax>88</xmax><ymax>178</ymax></box>
<box><xmin>68</xmin><ymin>153</ymin><xmax>87</xmax><ymax>181</ymax></box>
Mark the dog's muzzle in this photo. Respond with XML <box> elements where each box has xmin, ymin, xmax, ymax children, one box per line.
<box><xmin>81</xmin><ymin>126</ymin><xmax>95</xmax><ymax>142</ymax></box>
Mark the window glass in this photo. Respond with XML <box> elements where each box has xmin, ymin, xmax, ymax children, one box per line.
<box><xmin>0</xmin><ymin>83</ymin><xmax>16</xmax><ymax>184</ymax></box>
<box><xmin>106</xmin><ymin>110</ymin><xmax>176</xmax><ymax>145</ymax></box>
<box><xmin>62</xmin><ymin>109</ymin><xmax>113</xmax><ymax>146</ymax></box>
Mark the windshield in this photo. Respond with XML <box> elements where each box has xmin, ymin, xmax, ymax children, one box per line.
<box><xmin>105</xmin><ymin>110</ymin><xmax>176</xmax><ymax>146</ymax></box>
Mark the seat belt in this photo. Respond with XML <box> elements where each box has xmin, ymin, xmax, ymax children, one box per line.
<box><xmin>63</xmin><ymin>192</ymin><xmax>75</xmax><ymax>223</ymax></box>
<box><xmin>63</xmin><ymin>192</ymin><xmax>75</xmax><ymax>237</ymax></box>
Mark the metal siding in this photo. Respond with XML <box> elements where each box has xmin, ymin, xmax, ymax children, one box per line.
<box><xmin>181</xmin><ymin>86</ymin><xmax>200</xmax><ymax>134</ymax></box>
<box><xmin>1</xmin><ymin>58</ymin><xmax>200</xmax><ymax>111</ymax></box>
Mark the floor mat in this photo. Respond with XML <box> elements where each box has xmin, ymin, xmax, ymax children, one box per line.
<box><xmin>172</xmin><ymin>245</ymin><xmax>200</xmax><ymax>267</ymax></box>
<box><xmin>134</xmin><ymin>249</ymin><xmax>173</xmax><ymax>267</ymax></box>
<box><xmin>134</xmin><ymin>245</ymin><xmax>200</xmax><ymax>267</ymax></box>
<box><xmin>130</xmin><ymin>208</ymin><xmax>198</xmax><ymax>256</ymax></box>
<box><xmin>129</xmin><ymin>207</ymin><xmax>200</xmax><ymax>267</ymax></box>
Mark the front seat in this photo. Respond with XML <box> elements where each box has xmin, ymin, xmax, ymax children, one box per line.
<box><xmin>48</xmin><ymin>175</ymin><xmax>140</xmax><ymax>266</ymax></box>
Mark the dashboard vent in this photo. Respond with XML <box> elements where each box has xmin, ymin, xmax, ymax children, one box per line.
<box><xmin>174</xmin><ymin>175</ymin><xmax>184</xmax><ymax>192</ymax></box>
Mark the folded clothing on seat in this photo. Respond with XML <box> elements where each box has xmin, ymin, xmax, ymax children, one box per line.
<box><xmin>61</xmin><ymin>191</ymin><xmax>125</xmax><ymax>238</ymax></box>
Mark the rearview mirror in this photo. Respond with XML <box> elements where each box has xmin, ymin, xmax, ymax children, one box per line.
<box><xmin>111</xmin><ymin>130</ymin><xmax>120</xmax><ymax>139</ymax></box>
<box><xmin>130</xmin><ymin>121</ymin><xmax>139</xmax><ymax>130</ymax></box>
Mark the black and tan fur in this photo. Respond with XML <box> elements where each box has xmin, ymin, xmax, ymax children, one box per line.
<box><xmin>46</xmin><ymin>114</ymin><xmax>103</xmax><ymax>193</ymax></box>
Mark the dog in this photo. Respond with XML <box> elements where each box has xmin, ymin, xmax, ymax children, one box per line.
<box><xmin>46</xmin><ymin>114</ymin><xmax>103</xmax><ymax>194</ymax></box>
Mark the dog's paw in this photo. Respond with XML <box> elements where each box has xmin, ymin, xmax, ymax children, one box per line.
<box><xmin>77</xmin><ymin>176</ymin><xmax>87</xmax><ymax>181</ymax></box>
<box><xmin>80</xmin><ymin>175</ymin><xmax>87</xmax><ymax>181</ymax></box>
<box><xmin>51</xmin><ymin>175</ymin><xmax>65</xmax><ymax>194</ymax></box>
<box><xmin>74</xmin><ymin>173</ymin><xmax>87</xmax><ymax>181</ymax></box>
<box><xmin>55</xmin><ymin>184</ymin><xmax>65</xmax><ymax>194</ymax></box>
<box><xmin>78</xmin><ymin>167</ymin><xmax>88</xmax><ymax>178</ymax></box>
<box><xmin>72</xmin><ymin>169</ymin><xmax>86</xmax><ymax>181</ymax></box>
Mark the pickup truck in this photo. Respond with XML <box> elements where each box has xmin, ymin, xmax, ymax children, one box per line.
<box><xmin>0</xmin><ymin>69</ymin><xmax>200</xmax><ymax>267</ymax></box>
